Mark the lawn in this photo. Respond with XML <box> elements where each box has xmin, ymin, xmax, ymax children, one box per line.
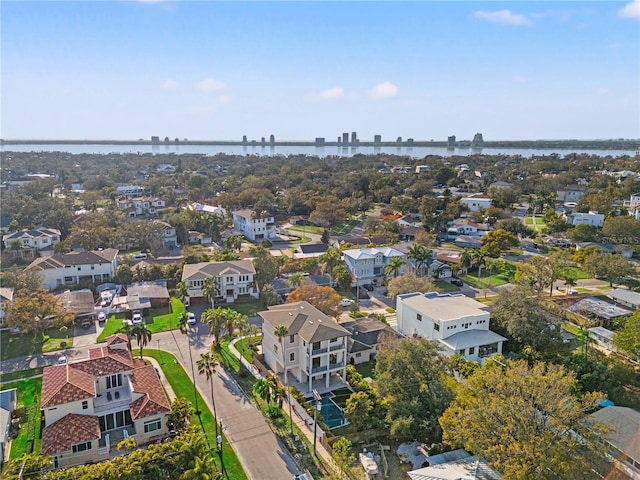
<box><xmin>435</xmin><ymin>280</ymin><xmax>460</xmax><ymax>293</ymax></box>
<box><xmin>461</xmin><ymin>263</ymin><xmax>516</xmax><ymax>288</ymax></box>
<box><xmin>144</xmin><ymin>349</ymin><xmax>247</xmax><ymax>480</ymax></box>
<box><xmin>286</xmin><ymin>224</ymin><xmax>325</xmax><ymax>235</ymax></box>
<box><xmin>355</xmin><ymin>361</ymin><xmax>376</xmax><ymax>379</ymax></box>
<box><xmin>1</xmin><ymin>327</ymin><xmax>74</xmax><ymax>361</ymax></box>
<box><xmin>0</xmin><ymin>366</ymin><xmax>43</xmax><ymax>384</ymax></box>
<box><xmin>559</xmin><ymin>266</ymin><xmax>591</xmax><ymax>280</ymax></box>
<box><xmin>233</xmin><ymin>336</ymin><xmax>260</xmax><ymax>364</ymax></box>
<box><xmin>6</xmin><ymin>377</ymin><xmax>43</xmax><ymax>459</ymax></box>
<box><xmin>97</xmin><ymin>297</ymin><xmax>185</xmax><ymax>342</ymax></box>
<box><xmin>228</xmin><ymin>299</ymin><xmax>260</xmax><ymax>317</ymax></box>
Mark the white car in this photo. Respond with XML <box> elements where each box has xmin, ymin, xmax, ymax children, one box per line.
<box><xmin>132</xmin><ymin>311</ymin><xmax>144</xmax><ymax>325</ymax></box>
<box><xmin>57</xmin><ymin>356</ymin><xmax>67</xmax><ymax>365</ymax></box>
<box><xmin>97</xmin><ymin>312</ymin><xmax>107</xmax><ymax>323</ymax></box>
<box><xmin>340</xmin><ymin>298</ymin><xmax>355</xmax><ymax>307</ymax></box>
<box><xmin>187</xmin><ymin>312</ymin><xmax>197</xmax><ymax>325</ymax></box>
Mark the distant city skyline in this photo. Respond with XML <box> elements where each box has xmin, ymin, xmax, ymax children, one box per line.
<box><xmin>1</xmin><ymin>1</ymin><xmax>639</xmax><ymax>141</ymax></box>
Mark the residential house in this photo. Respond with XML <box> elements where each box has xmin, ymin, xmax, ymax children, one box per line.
<box><xmin>156</xmin><ymin>221</ymin><xmax>178</xmax><ymax>248</ymax></box>
<box><xmin>397</xmin><ymin>214</ymin><xmax>425</xmax><ymax>242</ymax></box>
<box><xmin>232</xmin><ymin>209</ymin><xmax>278</xmax><ymax>242</ymax></box>
<box><xmin>259</xmin><ymin>301</ymin><xmax>351</xmax><ymax>393</ymax></box>
<box><xmin>3</xmin><ymin>227</ymin><xmax>61</xmax><ymax>259</ymax></box>
<box><xmin>0</xmin><ymin>287</ymin><xmax>13</xmax><ymax>326</ymax></box>
<box><xmin>26</xmin><ymin>249</ymin><xmax>119</xmax><ymax>291</ymax></box>
<box><xmin>341</xmin><ymin>316</ymin><xmax>403</xmax><ymax>365</ymax></box>
<box><xmin>564</xmin><ymin>211</ymin><xmax>605</xmax><ymax>227</ymax></box>
<box><xmin>415</xmin><ymin>165</ymin><xmax>430</xmax><ymax>173</ymax></box>
<box><xmin>342</xmin><ymin>247</ymin><xmax>406</xmax><ymax>286</ymax></box>
<box><xmin>117</xmin><ymin>197</ymin><xmax>166</xmax><ymax>217</ymax></box>
<box><xmin>556</xmin><ymin>185</ymin><xmax>585</xmax><ymax>204</ymax></box>
<box><xmin>588</xmin><ymin>327</ymin><xmax>617</xmax><ymax>352</ymax></box>
<box><xmin>0</xmin><ymin>388</ymin><xmax>17</xmax><ymax>464</ymax></box>
<box><xmin>270</xmin><ymin>274</ymin><xmax>332</xmax><ymax>297</ymax></box>
<box><xmin>116</xmin><ymin>185</ymin><xmax>144</xmax><ymax>198</ymax></box>
<box><xmin>293</xmin><ymin>243</ymin><xmax>329</xmax><ymax>260</ymax></box>
<box><xmin>607</xmin><ymin>288</ymin><xmax>640</xmax><ymax>310</ymax></box>
<box><xmin>408</xmin><ymin>449</ymin><xmax>501</xmax><ymax>480</ymax></box>
<box><xmin>460</xmin><ymin>193</ymin><xmax>492</xmax><ymax>212</ymax></box>
<box><xmin>446</xmin><ymin>219</ymin><xmax>491</xmax><ymax>238</ymax></box>
<box><xmin>190</xmin><ymin>202</ymin><xmax>225</xmax><ymax>218</ymax></box>
<box><xmin>181</xmin><ymin>260</ymin><xmax>258</xmax><ymax>306</ymax></box>
<box><xmin>40</xmin><ymin>334</ymin><xmax>170</xmax><ymax>469</ymax></box>
<box><xmin>489</xmin><ymin>181</ymin><xmax>514</xmax><ymax>190</ymax></box>
<box><xmin>454</xmin><ymin>235</ymin><xmax>483</xmax><ymax>249</ymax></box>
<box><xmin>396</xmin><ymin>292</ymin><xmax>506</xmax><ymax>362</ymax></box>
<box><xmin>588</xmin><ymin>406</ymin><xmax>640</xmax><ymax>479</ymax></box>
<box><xmin>55</xmin><ymin>289</ymin><xmax>96</xmax><ymax>323</ymax></box>
<box><xmin>127</xmin><ymin>281</ymin><xmax>170</xmax><ymax>309</ymax></box>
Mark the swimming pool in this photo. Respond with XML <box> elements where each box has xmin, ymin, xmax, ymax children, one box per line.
<box><xmin>309</xmin><ymin>392</ymin><xmax>348</xmax><ymax>429</ymax></box>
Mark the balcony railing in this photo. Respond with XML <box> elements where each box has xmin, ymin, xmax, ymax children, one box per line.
<box><xmin>329</xmin><ymin>362</ymin><xmax>345</xmax><ymax>370</ymax></box>
<box><xmin>311</xmin><ymin>365</ymin><xmax>328</xmax><ymax>374</ymax></box>
<box><xmin>93</xmin><ymin>387</ymin><xmax>132</xmax><ymax>414</ymax></box>
<box><xmin>311</xmin><ymin>347</ymin><xmax>328</xmax><ymax>355</ymax></box>
<box><xmin>329</xmin><ymin>344</ymin><xmax>344</xmax><ymax>352</ymax></box>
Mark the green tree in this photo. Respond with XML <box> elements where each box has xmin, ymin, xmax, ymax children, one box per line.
<box><xmin>5</xmin><ymin>289</ymin><xmax>73</xmax><ymax>341</ymax></box>
<box><xmin>318</xmin><ymin>246</ymin><xmax>342</xmax><ymax>286</ymax></box>
<box><xmin>167</xmin><ymin>397</ymin><xmax>194</xmax><ymax>432</ymax></box>
<box><xmin>332</xmin><ymin>264</ymin><xmax>353</xmax><ymax>292</ymax></box>
<box><xmin>259</xmin><ymin>283</ymin><xmax>281</xmax><ymax>308</ymax></box>
<box><xmin>602</xmin><ymin>216</ymin><xmax>640</xmax><ymax>244</ymax></box>
<box><xmin>201</xmin><ymin>307</ymin><xmax>227</xmax><ymax>345</ymax></box>
<box><xmin>344</xmin><ymin>391</ymin><xmax>375</xmax><ymax>431</ymax></box>
<box><xmin>197</xmin><ymin>353</ymin><xmax>219</xmax><ymax>435</ymax></box>
<box><xmin>130</xmin><ymin>323</ymin><xmax>152</xmax><ymax>358</ymax></box>
<box><xmin>613</xmin><ymin>312</ymin><xmax>640</xmax><ymax>360</ymax></box>
<box><xmin>374</xmin><ymin>337</ymin><xmax>453</xmax><ymax>441</ymax></box>
<box><xmin>250</xmin><ymin>245</ymin><xmax>279</xmax><ymax>290</ymax></box>
<box><xmin>286</xmin><ymin>272</ymin><xmax>306</xmax><ymax>289</ymax></box>
<box><xmin>203</xmin><ymin>276</ymin><xmax>217</xmax><ymax>309</ymax></box>
<box><xmin>384</xmin><ymin>256</ymin><xmax>406</xmax><ymax>278</ymax></box>
<box><xmin>583</xmin><ymin>253</ymin><xmax>635</xmax><ymax>287</ymax></box>
<box><xmin>480</xmin><ymin>228</ymin><xmax>518</xmax><ymax>258</ymax></box>
<box><xmin>387</xmin><ymin>272</ymin><xmax>438</xmax><ymax>297</ymax></box>
<box><xmin>331</xmin><ymin>436</ymin><xmax>356</xmax><ymax>478</ymax></box>
<box><xmin>439</xmin><ymin>359</ymin><xmax>606</xmax><ymax>480</ymax></box>
<box><xmin>407</xmin><ymin>243</ymin><xmax>431</xmax><ymax>277</ymax></box>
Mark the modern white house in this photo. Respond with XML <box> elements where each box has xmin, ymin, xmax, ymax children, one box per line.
<box><xmin>40</xmin><ymin>334</ymin><xmax>170</xmax><ymax>469</ymax></box>
<box><xmin>460</xmin><ymin>193</ymin><xmax>492</xmax><ymax>212</ymax></box>
<box><xmin>556</xmin><ymin>186</ymin><xmax>585</xmax><ymax>204</ymax></box>
<box><xmin>342</xmin><ymin>247</ymin><xmax>405</xmax><ymax>286</ymax></box>
<box><xmin>115</xmin><ymin>185</ymin><xmax>144</xmax><ymax>198</ymax></box>
<box><xmin>116</xmin><ymin>197</ymin><xmax>166</xmax><ymax>217</ymax></box>
<box><xmin>260</xmin><ymin>301</ymin><xmax>351</xmax><ymax>393</ymax></box>
<box><xmin>181</xmin><ymin>260</ymin><xmax>258</xmax><ymax>306</ymax></box>
<box><xmin>564</xmin><ymin>211</ymin><xmax>605</xmax><ymax>227</ymax></box>
<box><xmin>0</xmin><ymin>287</ymin><xmax>14</xmax><ymax>326</ymax></box>
<box><xmin>26</xmin><ymin>249</ymin><xmax>119</xmax><ymax>291</ymax></box>
<box><xmin>396</xmin><ymin>292</ymin><xmax>506</xmax><ymax>362</ymax></box>
<box><xmin>2</xmin><ymin>227</ymin><xmax>61</xmax><ymax>259</ymax></box>
<box><xmin>607</xmin><ymin>288</ymin><xmax>640</xmax><ymax>310</ymax></box>
<box><xmin>232</xmin><ymin>209</ymin><xmax>278</xmax><ymax>242</ymax></box>
<box><xmin>190</xmin><ymin>202</ymin><xmax>226</xmax><ymax>218</ymax></box>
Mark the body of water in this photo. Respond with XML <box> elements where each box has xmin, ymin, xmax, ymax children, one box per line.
<box><xmin>1</xmin><ymin>143</ymin><xmax>638</xmax><ymax>158</ymax></box>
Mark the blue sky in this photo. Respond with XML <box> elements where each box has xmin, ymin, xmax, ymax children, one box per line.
<box><xmin>2</xmin><ymin>1</ymin><xmax>639</xmax><ymax>141</ymax></box>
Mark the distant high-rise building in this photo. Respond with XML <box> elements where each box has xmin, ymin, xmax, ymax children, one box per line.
<box><xmin>337</xmin><ymin>136</ymin><xmax>342</xmax><ymax>145</ymax></box>
<box><xmin>396</xmin><ymin>137</ymin><xmax>402</xmax><ymax>145</ymax></box>
<box><xmin>151</xmin><ymin>136</ymin><xmax>160</xmax><ymax>144</ymax></box>
<box><xmin>261</xmin><ymin>137</ymin><xmax>266</xmax><ymax>147</ymax></box>
<box><xmin>315</xmin><ymin>137</ymin><xmax>325</xmax><ymax>147</ymax></box>
<box><xmin>269</xmin><ymin>134</ymin><xmax>275</xmax><ymax>146</ymax></box>
<box><xmin>351</xmin><ymin>132</ymin><xmax>358</xmax><ymax>146</ymax></box>
<box><xmin>447</xmin><ymin>135</ymin><xmax>456</xmax><ymax>147</ymax></box>
<box><xmin>472</xmin><ymin>133</ymin><xmax>484</xmax><ymax>146</ymax></box>
<box><xmin>374</xmin><ymin>135</ymin><xmax>382</xmax><ymax>145</ymax></box>
<box><xmin>242</xmin><ymin>135</ymin><xmax>248</xmax><ymax>146</ymax></box>
<box><xmin>407</xmin><ymin>138</ymin><xmax>414</xmax><ymax>146</ymax></box>
<box><xmin>342</xmin><ymin>132</ymin><xmax>349</xmax><ymax>145</ymax></box>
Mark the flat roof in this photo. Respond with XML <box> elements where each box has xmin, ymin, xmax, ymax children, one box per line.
<box><xmin>567</xmin><ymin>297</ymin><xmax>632</xmax><ymax>320</ymax></box>
<box><xmin>398</xmin><ymin>292</ymin><xmax>489</xmax><ymax>322</ymax></box>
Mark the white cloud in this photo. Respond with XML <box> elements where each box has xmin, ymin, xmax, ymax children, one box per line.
<box><xmin>162</xmin><ymin>79</ymin><xmax>179</xmax><ymax>90</ymax></box>
<box><xmin>320</xmin><ymin>87</ymin><xmax>344</xmax><ymax>100</ymax></box>
<box><xmin>619</xmin><ymin>0</ymin><xmax>640</xmax><ymax>18</ymax></box>
<box><xmin>197</xmin><ymin>78</ymin><xmax>226</xmax><ymax>93</ymax></box>
<box><xmin>370</xmin><ymin>82</ymin><xmax>398</xmax><ymax>100</ymax></box>
<box><xmin>474</xmin><ymin>10</ymin><xmax>531</xmax><ymax>26</ymax></box>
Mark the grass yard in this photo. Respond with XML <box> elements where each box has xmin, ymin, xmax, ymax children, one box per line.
<box><xmin>559</xmin><ymin>266</ymin><xmax>591</xmax><ymax>280</ymax></box>
<box><xmin>144</xmin><ymin>349</ymin><xmax>247</xmax><ymax>480</ymax></box>
<box><xmin>286</xmin><ymin>224</ymin><xmax>325</xmax><ymax>235</ymax></box>
<box><xmin>435</xmin><ymin>280</ymin><xmax>460</xmax><ymax>293</ymax></box>
<box><xmin>355</xmin><ymin>361</ymin><xmax>376</xmax><ymax>379</ymax></box>
<box><xmin>6</xmin><ymin>377</ymin><xmax>43</xmax><ymax>459</ymax></box>
<box><xmin>330</xmin><ymin>220</ymin><xmax>359</xmax><ymax>236</ymax></box>
<box><xmin>1</xmin><ymin>327</ymin><xmax>73</xmax><ymax>361</ymax></box>
<box><xmin>97</xmin><ymin>298</ymin><xmax>185</xmax><ymax>342</ymax></box>
<box><xmin>0</xmin><ymin>367</ymin><xmax>43</xmax><ymax>384</ymax></box>
<box><xmin>228</xmin><ymin>299</ymin><xmax>260</xmax><ymax>317</ymax></box>
<box><xmin>233</xmin><ymin>336</ymin><xmax>260</xmax><ymax>364</ymax></box>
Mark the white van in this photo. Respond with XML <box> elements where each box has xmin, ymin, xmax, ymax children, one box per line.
<box><xmin>133</xmin><ymin>253</ymin><xmax>148</xmax><ymax>261</ymax></box>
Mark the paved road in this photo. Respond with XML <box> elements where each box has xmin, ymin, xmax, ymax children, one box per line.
<box><xmin>1</xmin><ymin>328</ymin><xmax>301</xmax><ymax>480</ymax></box>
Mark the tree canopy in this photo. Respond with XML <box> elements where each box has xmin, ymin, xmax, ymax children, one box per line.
<box><xmin>286</xmin><ymin>284</ymin><xmax>342</xmax><ymax>317</ymax></box>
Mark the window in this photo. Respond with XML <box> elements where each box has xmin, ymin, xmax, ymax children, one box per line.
<box><xmin>106</xmin><ymin>373</ymin><xmax>123</xmax><ymax>389</ymax></box>
<box><xmin>72</xmin><ymin>441</ymin><xmax>92</xmax><ymax>453</ymax></box>
<box><xmin>144</xmin><ymin>419</ymin><xmax>162</xmax><ymax>433</ymax></box>
<box><xmin>330</xmin><ymin>337</ymin><xmax>338</xmax><ymax>343</ymax></box>
<box><xmin>289</xmin><ymin>335</ymin><xmax>295</xmax><ymax>343</ymax></box>
<box><xmin>459</xmin><ymin>349</ymin><xmax>465</xmax><ymax>355</ymax></box>
<box><xmin>289</xmin><ymin>352</ymin><xmax>295</xmax><ymax>361</ymax></box>
<box><xmin>91</xmin><ymin>265</ymin><xmax>95</xmax><ymax>270</ymax></box>
<box><xmin>469</xmin><ymin>347</ymin><xmax>475</xmax><ymax>355</ymax></box>
<box><xmin>434</xmin><ymin>323</ymin><xmax>440</xmax><ymax>331</ymax></box>
<box><xmin>274</xmin><ymin>344</ymin><xmax>278</xmax><ymax>353</ymax></box>
<box><xmin>82</xmin><ymin>400</ymin><xmax>88</xmax><ymax>410</ymax></box>
<box><xmin>417</xmin><ymin>313</ymin><xmax>422</xmax><ymax>322</ymax></box>
<box><xmin>355</xmin><ymin>353</ymin><xmax>361</xmax><ymax>358</ymax></box>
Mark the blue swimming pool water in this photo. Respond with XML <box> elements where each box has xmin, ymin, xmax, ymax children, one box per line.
<box><xmin>310</xmin><ymin>393</ymin><xmax>347</xmax><ymax>429</ymax></box>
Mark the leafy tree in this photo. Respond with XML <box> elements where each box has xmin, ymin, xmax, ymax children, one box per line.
<box><xmin>224</xmin><ymin>309</ymin><xmax>245</xmax><ymax>339</ymax></box>
<box><xmin>602</xmin><ymin>216</ymin><xmax>640</xmax><ymax>244</ymax></box>
<box><xmin>197</xmin><ymin>353</ymin><xmax>219</xmax><ymax>434</ymax></box>
<box><xmin>439</xmin><ymin>359</ymin><xmax>606</xmax><ymax>480</ymax></box>
<box><xmin>387</xmin><ymin>272</ymin><xmax>438</xmax><ymax>297</ymax></box>
<box><xmin>0</xmin><ymin>266</ymin><xmax>43</xmax><ymax>291</ymax></box>
<box><xmin>568</xmin><ymin>223</ymin><xmax>597</xmax><ymax>242</ymax></box>
<box><xmin>168</xmin><ymin>397</ymin><xmax>194</xmax><ymax>432</ymax></box>
<box><xmin>374</xmin><ymin>337</ymin><xmax>453</xmax><ymax>441</ymax></box>
<box><xmin>309</xmin><ymin>200</ymin><xmax>347</xmax><ymax>228</ymax></box>
<box><xmin>332</xmin><ymin>264</ymin><xmax>352</xmax><ymax>292</ymax></box>
<box><xmin>259</xmin><ymin>283</ymin><xmax>281</xmax><ymax>308</ymax></box>
<box><xmin>130</xmin><ymin>323</ymin><xmax>152</xmax><ymax>358</ymax></box>
<box><xmin>116</xmin><ymin>264</ymin><xmax>134</xmax><ymax>285</ymax></box>
<box><xmin>331</xmin><ymin>436</ymin><xmax>356</xmax><ymax>478</ymax></box>
<box><xmin>613</xmin><ymin>312</ymin><xmax>640</xmax><ymax>360</ymax></box>
<box><xmin>407</xmin><ymin>243</ymin><xmax>431</xmax><ymax>276</ymax></box>
<box><xmin>5</xmin><ymin>289</ymin><xmax>73</xmax><ymax>340</ymax></box>
<box><xmin>572</xmin><ymin>245</ymin><xmax>600</xmax><ymax>265</ymax></box>
<box><xmin>318</xmin><ymin>246</ymin><xmax>342</xmax><ymax>286</ymax></box>
<box><xmin>383</xmin><ymin>256</ymin><xmax>406</xmax><ymax>278</ymax></box>
<box><xmin>491</xmin><ymin>285</ymin><xmax>563</xmax><ymax>353</ymax></box>
<box><xmin>320</xmin><ymin>228</ymin><xmax>330</xmax><ymax>244</ymax></box>
<box><xmin>344</xmin><ymin>391</ymin><xmax>375</xmax><ymax>431</ymax></box>
<box><xmin>249</xmin><ymin>245</ymin><xmax>279</xmax><ymax>290</ymax></box>
<box><xmin>583</xmin><ymin>253</ymin><xmax>635</xmax><ymax>287</ymax></box>
<box><xmin>496</xmin><ymin>218</ymin><xmax>533</xmax><ymax>237</ymax></box>
<box><xmin>286</xmin><ymin>285</ymin><xmax>341</xmax><ymax>318</ymax></box>
<box><xmin>514</xmin><ymin>252</ymin><xmax>565</xmax><ymax>296</ymax></box>
<box><xmin>286</xmin><ymin>272</ymin><xmax>306</xmax><ymax>289</ymax></box>
<box><xmin>480</xmin><ymin>229</ymin><xmax>518</xmax><ymax>258</ymax></box>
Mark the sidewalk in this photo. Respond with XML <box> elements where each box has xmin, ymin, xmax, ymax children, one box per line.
<box><xmin>228</xmin><ymin>338</ymin><xmax>338</xmax><ymax>478</ymax></box>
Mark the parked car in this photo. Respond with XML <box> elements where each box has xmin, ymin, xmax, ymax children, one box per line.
<box><xmin>451</xmin><ymin>279</ymin><xmax>464</xmax><ymax>287</ymax></box>
<box><xmin>187</xmin><ymin>312</ymin><xmax>197</xmax><ymax>325</ymax></box>
<box><xmin>340</xmin><ymin>298</ymin><xmax>355</xmax><ymax>307</ymax></box>
<box><xmin>57</xmin><ymin>356</ymin><xmax>67</xmax><ymax>365</ymax></box>
<box><xmin>132</xmin><ymin>311</ymin><xmax>144</xmax><ymax>325</ymax></box>
<box><xmin>97</xmin><ymin>312</ymin><xmax>107</xmax><ymax>323</ymax></box>
<box><xmin>363</xmin><ymin>284</ymin><xmax>375</xmax><ymax>291</ymax></box>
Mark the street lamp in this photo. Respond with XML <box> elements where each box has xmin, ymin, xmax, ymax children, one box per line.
<box><xmin>312</xmin><ymin>389</ymin><xmax>322</xmax><ymax>455</ymax></box>
<box><xmin>217</xmin><ymin>425</ymin><xmax>224</xmax><ymax>475</ymax></box>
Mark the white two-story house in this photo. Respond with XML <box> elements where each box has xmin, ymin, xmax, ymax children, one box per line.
<box><xmin>564</xmin><ymin>211</ymin><xmax>605</xmax><ymax>227</ymax></box>
<box><xmin>40</xmin><ymin>334</ymin><xmax>171</xmax><ymax>469</ymax></box>
<box><xmin>26</xmin><ymin>249</ymin><xmax>119</xmax><ymax>291</ymax></box>
<box><xmin>396</xmin><ymin>292</ymin><xmax>506</xmax><ymax>362</ymax></box>
<box><xmin>342</xmin><ymin>247</ymin><xmax>405</xmax><ymax>286</ymax></box>
<box><xmin>2</xmin><ymin>227</ymin><xmax>61</xmax><ymax>259</ymax></box>
<box><xmin>181</xmin><ymin>260</ymin><xmax>258</xmax><ymax>306</ymax></box>
<box><xmin>460</xmin><ymin>194</ymin><xmax>493</xmax><ymax>212</ymax></box>
<box><xmin>232</xmin><ymin>209</ymin><xmax>278</xmax><ymax>242</ymax></box>
<box><xmin>155</xmin><ymin>221</ymin><xmax>178</xmax><ymax>248</ymax></box>
<box><xmin>117</xmin><ymin>197</ymin><xmax>166</xmax><ymax>217</ymax></box>
<box><xmin>260</xmin><ymin>301</ymin><xmax>351</xmax><ymax>393</ymax></box>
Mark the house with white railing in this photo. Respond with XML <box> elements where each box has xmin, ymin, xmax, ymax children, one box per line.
<box><xmin>40</xmin><ymin>334</ymin><xmax>170</xmax><ymax>469</ymax></box>
<box><xmin>181</xmin><ymin>260</ymin><xmax>258</xmax><ymax>306</ymax></box>
<box><xmin>260</xmin><ymin>301</ymin><xmax>351</xmax><ymax>393</ymax></box>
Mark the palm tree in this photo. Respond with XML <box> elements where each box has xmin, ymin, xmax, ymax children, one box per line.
<box><xmin>130</xmin><ymin>323</ymin><xmax>152</xmax><ymax>359</ymax></box>
<box><xmin>318</xmin><ymin>246</ymin><xmax>342</xmax><ymax>286</ymax></box>
<box><xmin>224</xmin><ymin>309</ymin><xmax>245</xmax><ymax>339</ymax></box>
<box><xmin>180</xmin><ymin>455</ymin><xmax>221</xmax><ymax>480</ymax></box>
<box><xmin>178</xmin><ymin>311</ymin><xmax>200</xmax><ymax>415</ymax></box>
<box><xmin>175</xmin><ymin>281</ymin><xmax>189</xmax><ymax>304</ymax></box>
<box><xmin>273</xmin><ymin>323</ymin><xmax>293</xmax><ymax>435</ymax></box>
<box><xmin>407</xmin><ymin>243</ymin><xmax>430</xmax><ymax>277</ymax></box>
<box><xmin>119</xmin><ymin>323</ymin><xmax>134</xmax><ymax>353</ymax></box>
<box><xmin>434</xmin><ymin>263</ymin><xmax>450</xmax><ymax>279</ymax></box>
<box><xmin>202</xmin><ymin>307</ymin><xmax>226</xmax><ymax>346</ymax></box>
<box><xmin>471</xmin><ymin>250</ymin><xmax>487</xmax><ymax>278</ymax></box>
<box><xmin>253</xmin><ymin>377</ymin><xmax>275</xmax><ymax>404</ymax></box>
<box><xmin>384</xmin><ymin>256</ymin><xmax>406</xmax><ymax>279</ymax></box>
<box><xmin>197</xmin><ymin>352</ymin><xmax>219</xmax><ymax>436</ymax></box>
<box><xmin>459</xmin><ymin>249</ymin><xmax>473</xmax><ymax>273</ymax></box>
<box><xmin>203</xmin><ymin>277</ymin><xmax>217</xmax><ymax>309</ymax></box>
<box><xmin>287</xmin><ymin>272</ymin><xmax>306</xmax><ymax>290</ymax></box>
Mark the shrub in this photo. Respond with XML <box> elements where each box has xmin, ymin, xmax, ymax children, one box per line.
<box><xmin>266</xmin><ymin>404</ymin><xmax>282</xmax><ymax>419</ymax></box>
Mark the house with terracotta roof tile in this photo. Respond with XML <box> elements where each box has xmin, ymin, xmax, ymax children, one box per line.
<box><xmin>40</xmin><ymin>334</ymin><xmax>170</xmax><ymax>468</ymax></box>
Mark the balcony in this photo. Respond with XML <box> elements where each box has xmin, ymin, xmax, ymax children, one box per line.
<box><xmin>98</xmin><ymin>425</ymin><xmax>136</xmax><ymax>448</ymax></box>
<box><xmin>329</xmin><ymin>362</ymin><xmax>345</xmax><ymax>370</ymax></box>
<box><xmin>94</xmin><ymin>387</ymin><xmax>132</xmax><ymax>414</ymax></box>
<box><xmin>311</xmin><ymin>365</ymin><xmax>328</xmax><ymax>374</ymax></box>
<box><xmin>329</xmin><ymin>343</ymin><xmax>344</xmax><ymax>352</ymax></box>
<box><xmin>311</xmin><ymin>347</ymin><xmax>328</xmax><ymax>355</ymax></box>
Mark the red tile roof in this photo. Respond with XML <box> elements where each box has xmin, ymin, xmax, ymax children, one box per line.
<box><xmin>129</xmin><ymin>365</ymin><xmax>171</xmax><ymax>420</ymax></box>
<box><xmin>106</xmin><ymin>333</ymin><xmax>130</xmax><ymax>346</ymax></box>
<box><xmin>41</xmin><ymin>365</ymin><xmax>95</xmax><ymax>408</ymax></box>
<box><xmin>42</xmin><ymin>413</ymin><xmax>100</xmax><ymax>455</ymax></box>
